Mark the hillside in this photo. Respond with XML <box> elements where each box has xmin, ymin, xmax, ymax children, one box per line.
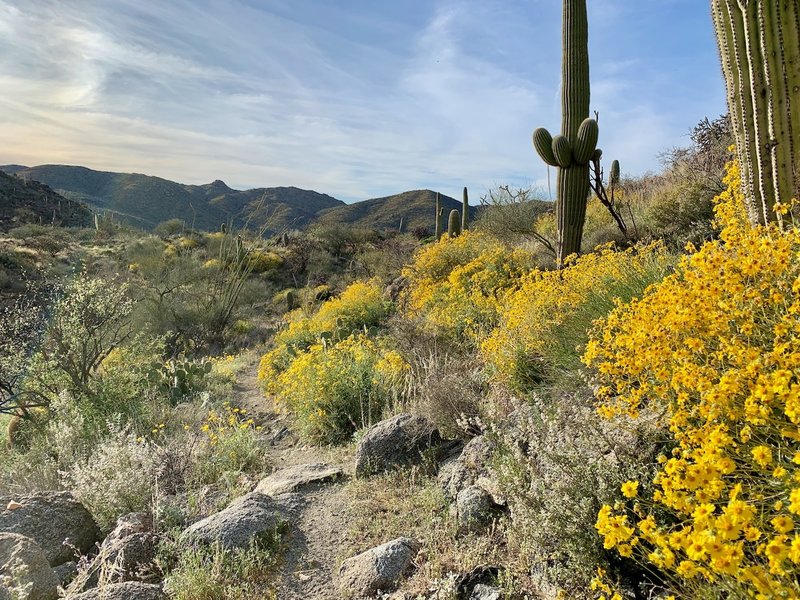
<box><xmin>0</xmin><ymin>165</ymin><xmax>344</xmax><ymax>233</ymax></box>
<box><xmin>316</xmin><ymin>189</ymin><xmax>473</xmax><ymax>233</ymax></box>
<box><xmin>0</xmin><ymin>170</ymin><xmax>92</xmax><ymax>231</ymax></box>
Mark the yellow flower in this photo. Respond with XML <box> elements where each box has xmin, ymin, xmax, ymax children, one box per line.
<box><xmin>621</xmin><ymin>480</ymin><xmax>639</xmax><ymax>499</ymax></box>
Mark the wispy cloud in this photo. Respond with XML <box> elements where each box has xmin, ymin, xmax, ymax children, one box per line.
<box><xmin>0</xmin><ymin>0</ymin><xmax>724</xmax><ymax>202</ymax></box>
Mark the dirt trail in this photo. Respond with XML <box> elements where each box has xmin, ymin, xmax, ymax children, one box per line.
<box><xmin>232</xmin><ymin>354</ymin><xmax>355</xmax><ymax>599</ymax></box>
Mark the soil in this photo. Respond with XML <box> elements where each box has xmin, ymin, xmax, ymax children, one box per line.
<box><xmin>232</xmin><ymin>353</ymin><xmax>357</xmax><ymax>599</ymax></box>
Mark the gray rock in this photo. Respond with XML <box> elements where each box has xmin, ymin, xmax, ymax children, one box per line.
<box><xmin>0</xmin><ymin>584</ymin><xmax>10</xmax><ymax>600</ymax></box>
<box><xmin>0</xmin><ymin>492</ymin><xmax>100</xmax><ymax>566</ymax></box>
<box><xmin>470</xmin><ymin>583</ymin><xmax>502</xmax><ymax>600</ymax></box>
<box><xmin>103</xmin><ymin>513</ymin><xmax>151</xmax><ymax>547</ymax></box>
<box><xmin>438</xmin><ymin>435</ymin><xmax>504</xmax><ymax>504</ymax></box>
<box><xmin>255</xmin><ymin>463</ymin><xmax>344</xmax><ymax>496</ymax></box>
<box><xmin>338</xmin><ymin>537</ymin><xmax>419</xmax><ymax>598</ymax></box>
<box><xmin>52</xmin><ymin>561</ymin><xmax>77</xmax><ymax>586</ymax></box>
<box><xmin>0</xmin><ymin>533</ymin><xmax>59</xmax><ymax>600</ymax></box>
<box><xmin>67</xmin><ymin>581</ymin><xmax>166</xmax><ymax>600</ymax></box>
<box><xmin>355</xmin><ymin>414</ymin><xmax>442</xmax><ymax>477</ymax></box>
<box><xmin>453</xmin><ymin>486</ymin><xmax>500</xmax><ymax>531</ymax></box>
<box><xmin>180</xmin><ymin>492</ymin><xmax>284</xmax><ymax>550</ymax></box>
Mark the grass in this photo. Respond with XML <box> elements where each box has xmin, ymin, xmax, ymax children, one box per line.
<box><xmin>161</xmin><ymin>528</ymin><xmax>285</xmax><ymax>600</ymax></box>
<box><xmin>342</xmin><ymin>467</ymin><xmax>529</xmax><ymax>597</ymax></box>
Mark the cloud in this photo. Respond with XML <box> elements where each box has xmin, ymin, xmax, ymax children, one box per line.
<box><xmin>0</xmin><ymin>0</ymin><xmax>725</xmax><ymax>202</ymax></box>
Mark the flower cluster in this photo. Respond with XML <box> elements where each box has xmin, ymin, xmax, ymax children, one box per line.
<box><xmin>402</xmin><ymin>231</ymin><xmax>535</xmax><ymax>345</ymax></box>
<box><xmin>258</xmin><ymin>279</ymin><xmax>392</xmax><ymax>382</ymax></box>
<box><xmin>586</xmin><ymin>160</ymin><xmax>800</xmax><ymax>598</ymax></box>
<box><xmin>267</xmin><ymin>333</ymin><xmax>407</xmax><ymax>443</ymax></box>
<box><xmin>482</xmin><ymin>242</ymin><xmax>672</xmax><ymax>390</ymax></box>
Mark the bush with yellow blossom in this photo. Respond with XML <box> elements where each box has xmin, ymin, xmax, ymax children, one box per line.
<box><xmin>482</xmin><ymin>242</ymin><xmax>674</xmax><ymax>391</ymax></box>
<box><xmin>266</xmin><ymin>333</ymin><xmax>408</xmax><ymax>444</ymax></box>
<box><xmin>586</xmin><ymin>159</ymin><xmax>800</xmax><ymax>598</ymax></box>
<box><xmin>258</xmin><ymin>279</ymin><xmax>402</xmax><ymax>443</ymax></box>
<box><xmin>258</xmin><ymin>278</ymin><xmax>392</xmax><ymax>381</ymax></box>
<box><xmin>402</xmin><ymin>231</ymin><xmax>536</xmax><ymax>346</ymax></box>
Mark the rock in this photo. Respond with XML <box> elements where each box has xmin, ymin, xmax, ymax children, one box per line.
<box><xmin>0</xmin><ymin>533</ymin><xmax>59</xmax><ymax>600</ymax></box>
<box><xmin>0</xmin><ymin>584</ymin><xmax>9</xmax><ymax>600</ymax></box>
<box><xmin>255</xmin><ymin>463</ymin><xmax>344</xmax><ymax>496</ymax></box>
<box><xmin>67</xmin><ymin>581</ymin><xmax>166</xmax><ymax>600</ymax></box>
<box><xmin>438</xmin><ymin>435</ymin><xmax>504</xmax><ymax>505</ymax></box>
<box><xmin>180</xmin><ymin>492</ymin><xmax>284</xmax><ymax>550</ymax></box>
<box><xmin>470</xmin><ymin>583</ymin><xmax>502</xmax><ymax>599</ymax></box>
<box><xmin>338</xmin><ymin>537</ymin><xmax>419</xmax><ymax>598</ymax></box>
<box><xmin>103</xmin><ymin>513</ymin><xmax>151</xmax><ymax>546</ymax></box>
<box><xmin>52</xmin><ymin>561</ymin><xmax>77</xmax><ymax>586</ymax></box>
<box><xmin>355</xmin><ymin>414</ymin><xmax>442</xmax><ymax>477</ymax></box>
<box><xmin>0</xmin><ymin>492</ymin><xmax>100</xmax><ymax>566</ymax></box>
<box><xmin>453</xmin><ymin>486</ymin><xmax>500</xmax><ymax>531</ymax></box>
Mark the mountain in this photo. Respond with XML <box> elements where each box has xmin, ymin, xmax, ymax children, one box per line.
<box><xmin>0</xmin><ymin>165</ymin><xmax>344</xmax><ymax>233</ymax></box>
<box><xmin>316</xmin><ymin>189</ymin><xmax>476</xmax><ymax>234</ymax></box>
<box><xmin>0</xmin><ymin>170</ymin><xmax>92</xmax><ymax>231</ymax></box>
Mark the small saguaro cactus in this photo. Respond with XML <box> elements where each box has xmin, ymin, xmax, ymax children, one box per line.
<box><xmin>286</xmin><ymin>290</ymin><xmax>296</xmax><ymax>311</ymax></box>
<box><xmin>712</xmin><ymin>1</ymin><xmax>800</xmax><ymax>226</ymax></box>
<box><xmin>532</xmin><ymin>0</ymin><xmax>597</xmax><ymax>264</ymax></box>
<box><xmin>462</xmin><ymin>187</ymin><xmax>470</xmax><ymax>231</ymax></box>
<box><xmin>434</xmin><ymin>192</ymin><xmax>444</xmax><ymax>240</ymax></box>
<box><xmin>447</xmin><ymin>209</ymin><xmax>461</xmax><ymax>238</ymax></box>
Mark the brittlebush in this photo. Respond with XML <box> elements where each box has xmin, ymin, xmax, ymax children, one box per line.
<box><xmin>402</xmin><ymin>231</ymin><xmax>535</xmax><ymax>346</ymax></box>
<box><xmin>258</xmin><ymin>279</ymin><xmax>403</xmax><ymax>444</ymax></box>
<box><xmin>482</xmin><ymin>242</ymin><xmax>673</xmax><ymax>391</ymax></box>
<box><xmin>258</xmin><ymin>279</ymin><xmax>391</xmax><ymax>379</ymax></box>
<box><xmin>586</xmin><ymin>160</ymin><xmax>800</xmax><ymax>599</ymax></box>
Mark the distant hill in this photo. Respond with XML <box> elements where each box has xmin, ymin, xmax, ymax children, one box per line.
<box><xmin>0</xmin><ymin>165</ymin><xmax>344</xmax><ymax>233</ymax></box>
<box><xmin>0</xmin><ymin>170</ymin><xmax>92</xmax><ymax>231</ymax></box>
<box><xmin>317</xmin><ymin>189</ymin><xmax>476</xmax><ymax>233</ymax></box>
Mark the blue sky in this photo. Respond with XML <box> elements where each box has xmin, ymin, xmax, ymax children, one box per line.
<box><xmin>0</xmin><ymin>0</ymin><xmax>725</xmax><ymax>202</ymax></box>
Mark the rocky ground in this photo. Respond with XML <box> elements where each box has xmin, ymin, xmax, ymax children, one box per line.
<box><xmin>0</xmin><ymin>360</ymin><xmax>507</xmax><ymax>600</ymax></box>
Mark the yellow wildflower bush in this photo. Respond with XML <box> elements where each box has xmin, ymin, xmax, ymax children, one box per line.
<box><xmin>482</xmin><ymin>242</ymin><xmax>674</xmax><ymax>391</ymax></box>
<box><xmin>258</xmin><ymin>278</ymin><xmax>392</xmax><ymax>381</ymax></box>
<box><xmin>402</xmin><ymin>231</ymin><xmax>536</xmax><ymax>345</ymax></box>
<box><xmin>586</xmin><ymin>160</ymin><xmax>800</xmax><ymax>598</ymax></box>
<box><xmin>267</xmin><ymin>333</ymin><xmax>408</xmax><ymax>444</ymax></box>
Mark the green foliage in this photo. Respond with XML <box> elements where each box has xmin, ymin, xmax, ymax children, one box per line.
<box><xmin>162</xmin><ymin>533</ymin><xmax>283</xmax><ymax>600</ymax></box>
<box><xmin>28</xmin><ymin>274</ymin><xmax>134</xmax><ymax>398</ymax></box>
<box><xmin>145</xmin><ymin>357</ymin><xmax>213</xmax><ymax>405</ymax></box>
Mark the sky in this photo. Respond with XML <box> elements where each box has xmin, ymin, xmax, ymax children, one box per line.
<box><xmin>0</xmin><ymin>0</ymin><xmax>726</xmax><ymax>203</ymax></box>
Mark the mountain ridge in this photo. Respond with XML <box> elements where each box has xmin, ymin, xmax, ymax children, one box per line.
<box><xmin>1</xmin><ymin>164</ymin><xmax>479</xmax><ymax>235</ymax></box>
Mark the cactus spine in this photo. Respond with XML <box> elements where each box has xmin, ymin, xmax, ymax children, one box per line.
<box><xmin>434</xmin><ymin>193</ymin><xmax>444</xmax><ymax>240</ymax></box>
<box><xmin>532</xmin><ymin>0</ymin><xmax>596</xmax><ymax>264</ymax></box>
<box><xmin>462</xmin><ymin>187</ymin><xmax>469</xmax><ymax>231</ymax></box>
<box><xmin>447</xmin><ymin>209</ymin><xmax>461</xmax><ymax>238</ymax></box>
<box><xmin>712</xmin><ymin>0</ymin><xmax>800</xmax><ymax>225</ymax></box>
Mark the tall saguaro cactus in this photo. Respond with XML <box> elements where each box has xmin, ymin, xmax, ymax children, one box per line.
<box><xmin>462</xmin><ymin>187</ymin><xmax>470</xmax><ymax>231</ymax></box>
<box><xmin>532</xmin><ymin>0</ymin><xmax>598</xmax><ymax>264</ymax></box>
<box><xmin>712</xmin><ymin>0</ymin><xmax>800</xmax><ymax>226</ymax></box>
<box><xmin>434</xmin><ymin>192</ymin><xmax>444</xmax><ymax>240</ymax></box>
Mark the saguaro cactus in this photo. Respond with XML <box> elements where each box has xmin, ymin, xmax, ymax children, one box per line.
<box><xmin>712</xmin><ymin>0</ymin><xmax>800</xmax><ymax>226</ymax></box>
<box><xmin>462</xmin><ymin>187</ymin><xmax>470</xmax><ymax>231</ymax></box>
<box><xmin>434</xmin><ymin>192</ymin><xmax>444</xmax><ymax>240</ymax></box>
<box><xmin>532</xmin><ymin>0</ymin><xmax>597</xmax><ymax>264</ymax></box>
<box><xmin>447</xmin><ymin>209</ymin><xmax>461</xmax><ymax>238</ymax></box>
